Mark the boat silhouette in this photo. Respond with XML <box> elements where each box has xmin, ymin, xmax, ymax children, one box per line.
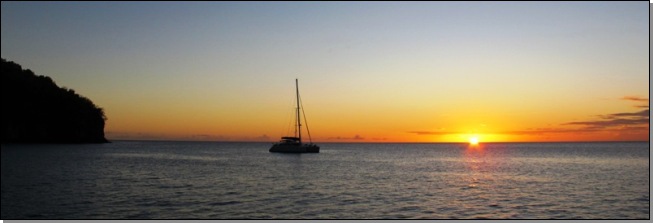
<box><xmin>269</xmin><ymin>79</ymin><xmax>319</xmax><ymax>153</ymax></box>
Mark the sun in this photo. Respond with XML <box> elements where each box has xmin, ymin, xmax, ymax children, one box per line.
<box><xmin>469</xmin><ymin>136</ymin><xmax>479</xmax><ymax>145</ymax></box>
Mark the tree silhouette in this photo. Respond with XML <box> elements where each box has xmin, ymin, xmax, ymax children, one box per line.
<box><xmin>1</xmin><ymin>58</ymin><xmax>108</xmax><ymax>143</ymax></box>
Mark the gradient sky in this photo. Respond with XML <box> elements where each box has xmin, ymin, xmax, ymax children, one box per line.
<box><xmin>1</xmin><ymin>2</ymin><xmax>649</xmax><ymax>142</ymax></box>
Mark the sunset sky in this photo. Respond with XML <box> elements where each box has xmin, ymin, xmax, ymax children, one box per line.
<box><xmin>1</xmin><ymin>2</ymin><xmax>649</xmax><ymax>142</ymax></box>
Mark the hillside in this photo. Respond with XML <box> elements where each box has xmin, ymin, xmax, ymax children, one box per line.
<box><xmin>1</xmin><ymin>59</ymin><xmax>108</xmax><ymax>143</ymax></box>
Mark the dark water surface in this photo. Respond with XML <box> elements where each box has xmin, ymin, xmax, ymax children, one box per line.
<box><xmin>1</xmin><ymin>141</ymin><xmax>649</xmax><ymax>219</ymax></box>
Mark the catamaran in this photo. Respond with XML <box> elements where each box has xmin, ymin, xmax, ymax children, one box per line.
<box><xmin>269</xmin><ymin>79</ymin><xmax>319</xmax><ymax>153</ymax></box>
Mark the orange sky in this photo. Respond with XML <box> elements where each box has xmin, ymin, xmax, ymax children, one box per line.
<box><xmin>101</xmin><ymin>92</ymin><xmax>649</xmax><ymax>143</ymax></box>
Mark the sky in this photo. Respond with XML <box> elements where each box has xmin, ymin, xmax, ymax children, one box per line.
<box><xmin>1</xmin><ymin>1</ymin><xmax>649</xmax><ymax>142</ymax></box>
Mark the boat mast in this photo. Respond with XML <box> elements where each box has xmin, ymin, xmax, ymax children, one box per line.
<box><xmin>296</xmin><ymin>79</ymin><xmax>302</xmax><ymax>144</ymax></box>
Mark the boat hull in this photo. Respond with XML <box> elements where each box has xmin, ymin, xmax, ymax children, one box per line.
<box><xmin>269</xmin><ymin>143</ymin><xmax>319</xmax><ymax>153</ymax></box>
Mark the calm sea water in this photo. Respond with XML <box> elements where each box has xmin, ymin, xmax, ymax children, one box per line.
<box><xmin>1</xmin><ymin>141</ymin><xmax>649</xmax><ymax>219</ymax></box>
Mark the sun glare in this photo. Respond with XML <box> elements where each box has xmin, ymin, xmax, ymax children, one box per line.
<box><xmin>469</xmin><ymin>136</ymin><xmax>479</xmax><ymax>145</ymax></box>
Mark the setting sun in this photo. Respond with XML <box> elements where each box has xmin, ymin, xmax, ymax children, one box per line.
<box><xmin>469</xmin><ymin>136</ymin><xmax>479</xmax><ymax>145</ymax></box>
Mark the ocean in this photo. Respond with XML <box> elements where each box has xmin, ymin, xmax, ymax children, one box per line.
<box><xmin>1</xmin><ymin>141</ymin><xmax>649</xmax><ymax>219</ymax></box>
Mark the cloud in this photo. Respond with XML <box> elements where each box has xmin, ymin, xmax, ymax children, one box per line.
<box><xmin>504</xmin><ymin>108</ymin><xmax>649</xmax><ymax>136</ymax></box>
<box><xmin>503</xmin><ymin>128</ymin><xmax>602</xmax><ymax>135</ymax></box>
<box><xmin>328</xmin><ymin>134</ymin><xmax>365</xmax><ymax>140</ymax></box>
<box><xmin>621</xmin><ymin>96</ymin><xmax>648</xmax><ymax>102</ymax></box>
<box><xmin>565</xmin><ymin>109</ymin><xmax>649</xmax><ymax>129</ymax></box>
<box><xmin>602</xmin><ymin>109</ymin><xmax>649</xmax><ymax>118</ymax></box>
<box><xmin>621</xmin><ymin>96</ymin><xmax>649</xmax><ymax>108</ymax></box>
<box><xmin>618</xmin><ymin>126</ymin><xmax>649</xmax><ymax>131</ymax></box>
<box><xmin>564</xmin><ymin>118</ymin><xmax>649</xmax><ymax>128</ymax></box>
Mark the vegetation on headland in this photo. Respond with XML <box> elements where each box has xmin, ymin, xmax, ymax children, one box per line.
<box><xmin>1</xmin><ymin>58</ymin><xmax>108</xmax><ymax>143</ymax></box>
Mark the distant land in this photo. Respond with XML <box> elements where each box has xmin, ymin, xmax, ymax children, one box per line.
<box><xmin>1</xmin><ymin>59</ymin><xmax>108</xmax><ymax>143</ymax></box>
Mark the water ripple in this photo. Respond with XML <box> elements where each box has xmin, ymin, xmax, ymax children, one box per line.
<box><xmin>1</xmin><ymin>142</ymin><xmax>649</xmax><ymax>219</ymax></box>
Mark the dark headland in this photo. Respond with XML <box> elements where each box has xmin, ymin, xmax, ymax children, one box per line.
<box><xmin>1</xmin><ymin>59</ymin><xmax>108</xmax><ymax>143</ymax></box>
